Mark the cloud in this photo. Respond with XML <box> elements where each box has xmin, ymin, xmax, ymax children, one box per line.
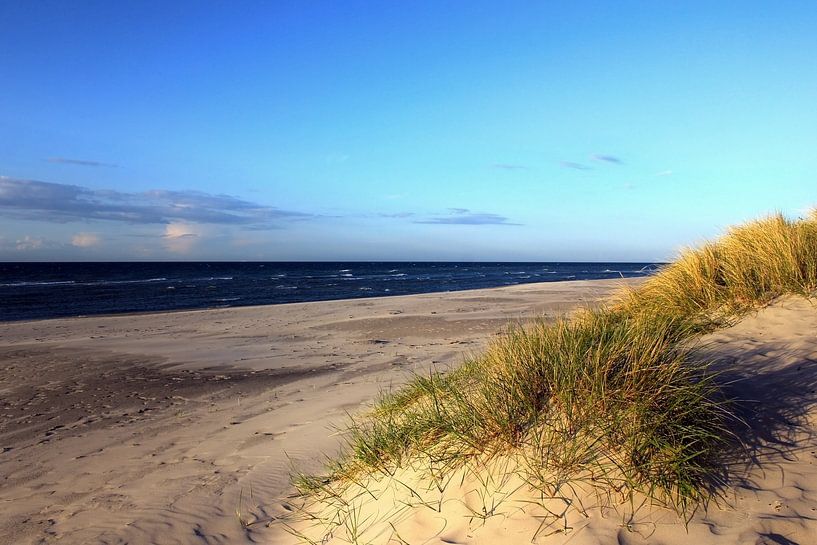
<box><xmin>591</xmin><ymin>154</ymin><xmax>623</xmax><ymax>164</ymax></box>
<box><xmin>379</xmin><ymin>212</ymin><xmax>415</xmax><ymax>218</ymax></box>
<box><xmin>163</xmin><ymin>222</ymin><xmax>202</xmax><ymax>253</ymax></box>
<box><xmin>415</xmin><ymin>208</ymin><xmax>521</xmax><ymax>226</ymax></box>
<box><xmin>656</xmin><ymin>170</ymin><xmax>673</xmax><ymax>177</ymax></box>
<box><xmin>47</xmin><ymin>157</ymin><xmax>117</xmax><ymax>167</ymax></box>
<box><xmin>560</xmin><ymin>161</ymin><xmax>592</xmax><ymax>170</ymax></box>
<box><xmin>0</xmin><ymin>177</ymin><xmax>310</xmax><ymax>229</ymax></box>
<box><xmin>0</xmin><ymin>235</ymin><xmax>60</xmax><ymax>252</ymax></box>
<box><xmin>71</xmin><ymin>232</ymin><xmax>101</xmax><ymax>247</ymax></box>
<box><xmin>491</xmin><ymin>163</ymin><xmax>528</xmax><ymax>171</ymax></box>
<box><xmin>15</xmin><ymin>235</ymin><xmax>45</xmax><ymax>251</ymax></box>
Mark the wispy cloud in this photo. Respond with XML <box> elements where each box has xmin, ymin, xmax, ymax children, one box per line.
<box><xmin>415</xmin><ymin>208</ymin><xmax>521</xmax><ymax>226</ymax></box>
<box><xmin>15</xmin><ymin>235</ymin><xmax>46</xmax><ymax>251</ymax></box>
<box><xmin>47</xmin><ymin>157</ymin><xmax>117</xmax><ymax>168</ymax></box>
<box><xmin>0</xmin><ymin>235</ymin><xmax>47</xmax><ymax>252</ymax></box>
<box><xmin>71</xmin><ymin>232</ymin><xmax>101</xmax><ymax>247</ymax></box>
<box><xmin>591</xmin><ymin>154</ymin><xmax>623</xmax><ymax>164</ymax></box>
<box><xmin>163</xmin><ymin>222</ymin><xmax>203</xmax><ymax>253</ymax></box>
<box><xmin>0</xmin><ymin>177</ymin><xmax>311</xmax><ymax>228</ymax></box>
<box><xmin>656</xmin><ymin>170</ymin><xmax>673</xmax><ymax>176</ymax></box>
<box><xmin>379</xmin><ymin>212</ymin><xmax>415</xmax><ymax>218</ymax></box>
<box><xmin>491</xmin><ymin>163</ymin><xmax>528</xmax><ymax>171</ymax></box>
<box><xmin>560</xmin><ymin>161</ymin><xmax>592</xmax><ymax>170</ymax></box>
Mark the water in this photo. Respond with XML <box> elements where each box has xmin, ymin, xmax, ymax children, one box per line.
<box><xmin>0</xmin><ymin>262</ymin><xmax>660</xmax><ymax>322</ymax></box>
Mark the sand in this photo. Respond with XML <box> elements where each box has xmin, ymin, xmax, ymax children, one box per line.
<box><xmin>4</xmin><ymin>280</ymin><xmax>816</xmax><ymax>545</ymax></box>
<box><xmin>0</xmin><ymin>279</ymin><xmax>628</xmax><ymax>545</ymax></box>
<box><xmin>274</xmin><ymin>296</ymin><xmax>817</xmax><ymax>545</ymax></box>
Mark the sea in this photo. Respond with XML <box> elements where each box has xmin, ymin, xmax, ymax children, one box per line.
<box><xmin>0</xmin><ymin>262</ymin><xmax>661</xmax><ymax>322</ymax></box>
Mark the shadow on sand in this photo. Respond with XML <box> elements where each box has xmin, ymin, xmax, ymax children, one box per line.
<box><xmin>703</xmin><ymin>340</ymin><xmax>817</xmax><ymax>501</ymax></box>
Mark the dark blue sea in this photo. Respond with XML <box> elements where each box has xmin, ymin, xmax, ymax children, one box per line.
<box><xmin>0</xmin><ymin>262</ymin><xmax>661</xmax><ymax>322</ymax></box>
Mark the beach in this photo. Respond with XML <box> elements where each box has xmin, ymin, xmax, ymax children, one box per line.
<box><xmin>0</xmin><ymin>278</ymin><xmax>629</xmax><ymax>545</ymax></box>
<box><xmin>4</xmin><ymin>275</ymin><xmax>817</xmax><ymax>545</ymax></box>
<box><xmin>3</xmin><ymin>2</ymin><xmax>814</xmax><ymax>543</ymax></box>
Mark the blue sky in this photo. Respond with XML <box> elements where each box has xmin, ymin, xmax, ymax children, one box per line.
<box><xmin>1</xmin><ymin>1</ymin><xmax>816</xmax><ymax>261</ymax></box>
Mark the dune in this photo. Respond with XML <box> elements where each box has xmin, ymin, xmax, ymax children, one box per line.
<box><xmin>273</xmin><ymin>295</ymin><xmax>817</xmax><ymax>545</ymax></box>
<box><xmin>274</xmin><ymin>213</ymin><xmax>817</xmax><ymax>545</ymax></box>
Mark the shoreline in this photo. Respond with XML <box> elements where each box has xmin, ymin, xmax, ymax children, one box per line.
<box><xmin>0</xmin><ymin>277</ymin><xmax>647</xmax><ymax>325</ymax></box>
<box><xmin>0</xmin><ymin>278</ymin><xmax>635</xmax><ymax>544</ymax></box>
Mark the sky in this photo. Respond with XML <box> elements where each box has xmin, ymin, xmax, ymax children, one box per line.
<box><xmin>1</xmin><ymin>1</ymin><xmax>816</xmax><ymax>261</ymax></box>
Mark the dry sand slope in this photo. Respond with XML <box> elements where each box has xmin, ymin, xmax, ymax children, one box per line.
<box><xmin>0</xmin><ymin>279</ymin><xmax>629</xmax><ymax>545</ymax></box>
<box><xmin>272</xmin><ymin>296</ymin><xmax>817</xmax><ymax>545</ymax></box>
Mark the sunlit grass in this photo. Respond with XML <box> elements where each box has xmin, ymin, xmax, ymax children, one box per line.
<box><xmin>290</xmin><ymin>211</ymin><xmax>817</xmax><ymax>528</ymax></box>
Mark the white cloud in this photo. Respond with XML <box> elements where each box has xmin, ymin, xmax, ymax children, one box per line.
<box><xmin>71</xmin><ymin>232</ymin><xmax>100</xmax><ymax>247</ymax></box>
<box><xmin>163</xmin><ymin>222</ymin><xmax>204</xmax><ymax>253</ymax></box>
<box><xmin>15</xmin><ymin>235</ymin><xmax>44</xmax><ymax>251</ymax></box>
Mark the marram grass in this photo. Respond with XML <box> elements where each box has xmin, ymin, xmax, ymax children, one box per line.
<box><xmin>292</xmin><ymin>212</ymin><xmax>817</xmax><ymax>520</ymax></box>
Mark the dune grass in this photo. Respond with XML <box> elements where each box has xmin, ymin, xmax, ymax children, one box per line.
<box><xmin>293</xmin><ymin>212</ymin><xmax>817</xmax><ymax>521</ymax></box>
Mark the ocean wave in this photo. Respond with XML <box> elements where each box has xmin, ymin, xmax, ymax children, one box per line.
<box><xmin>0</xmin><ymin>280</ymin><xmax>76</xmax><ymax>287</ymax></box>
<box><xmin>88</xmin><ymin>277</ymin><xmax>169</xmax><ymax>286</ymax></box>
<box><xmin>0</xmin><ymin>277</ymin><xmax>178</xmax><ymax>287</ymax></box>
<box><xmin>89</xmin><ymin>276</ymin><xmax>231</xmax><ymax>286</ymax></box>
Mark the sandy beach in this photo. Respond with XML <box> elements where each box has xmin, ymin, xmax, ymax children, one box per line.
<box><xmin>4</xmin><ymin>277</ymin><xmax>817</xmax><ymax>545</ymax></box>
<box><xmin>4</xmin><ymin>2</ymin><xmax>814</xmax><ymax>543</ymax></box>
<box><xmin>0</xmin><ymin>279</ymin><xmax>629</xmax><ymax>545</ymax></box>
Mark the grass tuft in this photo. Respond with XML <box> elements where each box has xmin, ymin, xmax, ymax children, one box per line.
<box><xmin>291</xmin><ymin>210</ymin><xmax>817</xmax><ymax>526</ymax></box>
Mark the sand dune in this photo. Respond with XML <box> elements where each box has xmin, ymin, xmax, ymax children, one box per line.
<box><xmin>0</xmin><ymin>279</ymin><xmax>627</xmax><ymax>545</ymax></box>
<box><xmin>273</xmin><ymin>296</ymin><xmax>817</xmax><ymax>545</ymax></box>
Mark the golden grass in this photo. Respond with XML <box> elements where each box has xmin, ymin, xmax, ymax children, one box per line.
<box><xmin>289</xmin><ymin>211</ymin><xmax>817</xmax><ymax>535</ymax></box>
